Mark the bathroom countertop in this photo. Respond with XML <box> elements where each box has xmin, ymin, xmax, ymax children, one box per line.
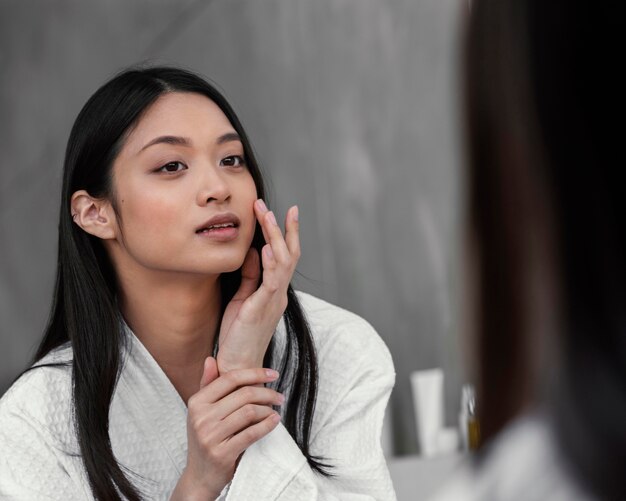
<box><xmin>388</xmin><ymin>452</ymin><xmax>465</xmax><ymax>500</ymax></box>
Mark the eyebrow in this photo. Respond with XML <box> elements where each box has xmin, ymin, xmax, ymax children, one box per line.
<box><xmin>139</xmin><ymin>132</ymin><xmax>242</xmax><ymax>153</ymax></box>
<box><xmin>216</xmin><ymin>132</ymin><xmax>242</xmax><ymax>145</ymax></box>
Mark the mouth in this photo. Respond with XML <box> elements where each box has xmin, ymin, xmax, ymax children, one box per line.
<box><xmin>195</xmin><ymin>222</ymin><xmax>238</xmax><ymax>233</ymax></box>
<box><xmin>195</xmin><ymin>213</ymin><xmax>241</xmax><ymax>241</ymax></box>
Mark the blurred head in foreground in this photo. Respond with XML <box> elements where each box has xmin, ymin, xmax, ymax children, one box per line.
<box><xmin>465</xmin><ymin>0</ymin><xmax>625</xmax><ymax>498</ymax></box>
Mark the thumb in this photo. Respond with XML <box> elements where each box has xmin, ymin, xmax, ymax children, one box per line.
<box><xmin>199</xmin><ymin>356</ymin><xmax>219</xmax><ymax>389</ymax></box>
<box><xmin>231</xmin><ymin>248</ymin><xmax>260</xmax><ymax>302</ymax></box>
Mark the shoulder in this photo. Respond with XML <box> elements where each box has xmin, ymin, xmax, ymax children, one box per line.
<box><xmin>430</xmin><ymin>414</ymin><xmax>593</xmax><ymax>501</ymax></box>
<box><xmin>480</xmin><ymin>415</ymin><xmax>592</xmax><ymax>499</ymax></box>
<box><xmin>0</xmin><ymin>343</ymin><xmax>74</xmax><ymax>447</ymax></box>
<box><xmin>294</xmin><ymin>291</ymin><xmax>395</xmax><ymax>384</ymax></box>
<box><xmin>0</xmin><ymin>345</ymin><xmax>90</xmax><ymax>498</ymax></box>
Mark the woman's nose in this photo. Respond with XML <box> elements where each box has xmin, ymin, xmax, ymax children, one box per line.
<box><xmin>196</xmin><ymin>167</ymin><xmax>231</xmax><ymax>206</ymax></box>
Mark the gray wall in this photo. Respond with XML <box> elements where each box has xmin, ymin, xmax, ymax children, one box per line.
<box><xmin>0</xmin><ymin>0</ymin><xmax>465</xmax><ymax>455</ymax></box>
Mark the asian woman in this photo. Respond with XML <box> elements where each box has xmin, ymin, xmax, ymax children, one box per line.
<box><xmin>0</xmin><ymin>66</ymin><xmax>395</xmax><ymax>501</ymax></box>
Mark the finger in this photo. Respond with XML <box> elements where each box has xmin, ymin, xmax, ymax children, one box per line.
<box><xmin>284</xmin><ymin>205</ymin><xmax>300</xmax><ymax>260</ymax></box>
<box><xmin>262</xmin><ymin>210</ymin><xmax>291</xmax><ymax>264</ymax></box>
<box><xmin>213</xmin><ymin>404</ymin><xmax>276</xmax><ymax>443</ymax></box>
<box><xmin>261</xmin><ymin>244</ymin><xmax>277</xmax><ymax>272</ymax></box>
<box><xmin>231</xmin><ymin>248</ymin><xmax>260</xmax><ymax>302</ymax></box>
<box><xmin>200</xmin><ymin>357</ymin><xmax>219</xmax><ymax>389</ymax></box>
<box><xmin>226</xmin><ymin>412</ymin><xmax>281</xmax><ymax>456</ymax></box>
<box><xmin>257</xmin><ymin>244</ymin><xmax>282</xmax><ymax>296</ymax></box>
<box><xmin>211</xmin><ymin>385</ymin><xmax>284</xmax><ymax>421</ymax></box>
<box><xmin>254</xmin><ymin>199</ymin><xmax>271</xmax><ymax>245</ymax></box>
<box><xmin>253</xmin><ymin>200</ymin><xmax>289</xmax><ymax>264</ymax></box>
<box><xmin>254</xmin><ymin>198</ymin><xmax>269</xmax><ymax>216</ymax></box>
<box><xmin>190</xmin><ymin>368</ymin><xmax>279</xmax><ymax>405</ymax></box>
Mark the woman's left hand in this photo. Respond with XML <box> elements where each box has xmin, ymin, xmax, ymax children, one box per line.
<box><xmin>216</xmin><ymin>199</ymin><xmax>300</xmax><ymax>373</ymax></box>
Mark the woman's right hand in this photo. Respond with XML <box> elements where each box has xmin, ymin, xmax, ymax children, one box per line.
<box><xmin>170</xmin><ymin>357</ymin><xmax>284</xmax><ymax>500</ymax></box>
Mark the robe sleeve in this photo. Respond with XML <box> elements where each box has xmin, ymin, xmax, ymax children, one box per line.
<box><xmin>0</xmin><ymin>394</ymin><xmax>88</xmax><ymax>500</ymax></box>
<box><xmin>225</xmin><ymin>318</ymin><xmax>396</xmax><ymax>501</ymax></box>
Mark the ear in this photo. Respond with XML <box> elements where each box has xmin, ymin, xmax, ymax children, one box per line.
<box><xmin>70</xmin><ymin>190</ymin><xmax>118</xmax><ymax>240</ymax></box>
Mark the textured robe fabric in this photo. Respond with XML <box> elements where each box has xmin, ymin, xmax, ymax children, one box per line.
<box><xmin>0</xmin><ymin>292</ymin><xmax>396</xmax><ymax>500</ymax></box>
<box><xmin>427</xmin><ymin>413</ymin><xmax>594</xmax><ymax>501</ymax></box>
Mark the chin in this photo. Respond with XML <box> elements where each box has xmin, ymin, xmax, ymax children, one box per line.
<box><xmin>220</xmin><ymin>261</ymin><xmax>245</xmax><ymax>274</ymax></box>
<box><xmin>209</xmin><ymin>251</ymin><xmax>249</xmax><ymax>274</ymax></box>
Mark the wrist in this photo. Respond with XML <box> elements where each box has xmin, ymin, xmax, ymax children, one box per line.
<box><xmin>216</xmin><ymin>354</ymin><xmax>264</xmax><ymax>374</ymax></box>
<box><xmin>170</xmin><ymin>469</ymin><xmax>222</xmax><ymax>501</ymax></box>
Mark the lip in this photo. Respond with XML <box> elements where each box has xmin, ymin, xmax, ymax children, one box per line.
<box><xmin>195</xmin><ymin>212</ymin><xmax>241</xmax><ymax>242</ymax></box>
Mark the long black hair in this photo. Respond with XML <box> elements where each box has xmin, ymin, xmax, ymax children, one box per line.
<box><xmin>32</xmin><ymin>66</ymin><xmax>326</xmax><ymax>501</ymax></box>
<box><xmin>465</xmin><ymin>0</ymin><xmax>625</xmax><ymax>498</ymax></box>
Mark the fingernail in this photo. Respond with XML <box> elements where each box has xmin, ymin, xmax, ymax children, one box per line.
<box><xmin>292</xmin><ymin>206</ymin><xmax>299</xmax><ymax>222</ymax></box>
<box><xmin>271</xmin><ymin>412</ymin><xmax>281</xmax><ymax>423</ymax></box>
<box><xmin>277</xmin><ymin>393</ymin><xmax>285</xmax><ymax>404</ymax></box>
<box><xmin>256</xmin><ymin>199</ymin><xmax>268</xmax><ymax>212</ymax></box>
<box><xmin>265</xmin><ymin>369</ymin><xmax>279</xmax><ymax>378</ymax></box>
<box><xmin>266</xmin><ymin>211</ymin><xmax>277</xmax><ymax>226</ymax></box>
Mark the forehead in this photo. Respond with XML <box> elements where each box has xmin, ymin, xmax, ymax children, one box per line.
<box><xmin>122</xmin><ymin>92</ymin><xmax>235</xmax><ymax>155</ymax></box>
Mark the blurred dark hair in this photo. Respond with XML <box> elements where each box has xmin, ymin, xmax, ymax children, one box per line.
<box><xmin>30</xmin><ymin>66</ymin><xmax>326</xmax><ymax>501</ymax></box>
<box><xmin>465</xmin><ymin>0</ymin><xmax>625</xmax><ymax>497</ymax></box>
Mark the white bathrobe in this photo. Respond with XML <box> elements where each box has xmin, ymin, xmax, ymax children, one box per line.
<box><xmin>0</xmin><ymin>292</ymin><xmax>396</xmax><ymax>500</ymax></box>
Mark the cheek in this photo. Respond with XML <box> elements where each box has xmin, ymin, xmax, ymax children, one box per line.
<box><xmin>123</xmin><ymin>194</ymin><xmax>181</xmax><ymax>231</ymax></box>
<box><xmin>240</xmin><ymin>175</ymin><xmax>259</xmax><ymax>236</ymax></box>
<box><xmin>240</xmin><ymin>171</ymin><xmax>258</xmax><ymax>202</ymax></box>
<box><xmin>116</xmin><ymin>189</ymin><xmax>186</xmax><ymax>258</ymax></box>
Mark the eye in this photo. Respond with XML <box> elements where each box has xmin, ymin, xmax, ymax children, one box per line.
<box><xmin>220</xmin><ymin>155</ymin><xmax>246</xmax><ymax>168</ymax></box>
<box><xmin>156</xmin><ymin>161</ymin><xmax>187</xmax><ymax>174</ymax></box>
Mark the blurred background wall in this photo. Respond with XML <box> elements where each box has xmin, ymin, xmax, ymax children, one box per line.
<box><xmin>0</xmin><ymin>0</ymin><xmax>464</xmax><ymax>456</ymax></box>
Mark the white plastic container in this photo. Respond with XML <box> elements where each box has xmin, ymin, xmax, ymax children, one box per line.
<box><xmin>411</xmin><ymin>368</ymin><xmax>444</xmax><ymax>457</ymax></box>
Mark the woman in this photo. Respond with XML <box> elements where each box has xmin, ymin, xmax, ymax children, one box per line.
<box><xmin>433</xmin><ymin>1</ymin><xmax>624</xmax><ymax>499</ymax></box>
<box><xmin>0</xmin><ymin>67</ymin><xmax>396</xmax><ymax>500</ymax></box>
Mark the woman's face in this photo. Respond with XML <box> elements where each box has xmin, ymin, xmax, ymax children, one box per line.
<box><xmin>107</xmin><ymin>91</ymin><xmax>258</xmax><ymax>277</ymax></box>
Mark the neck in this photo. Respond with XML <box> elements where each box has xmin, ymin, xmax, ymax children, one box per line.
<box><xmin>117</xmin><ymin>270</ymin><xmax>222</xmax><ymax>403</ymax></box>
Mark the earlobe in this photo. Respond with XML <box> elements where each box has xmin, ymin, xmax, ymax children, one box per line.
<box><xmin>70</xmin><ymin>190</ymin><xmax>117</xmax><ymax>240</ymax></box>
